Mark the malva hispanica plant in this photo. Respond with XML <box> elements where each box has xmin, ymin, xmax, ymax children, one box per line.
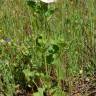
<box><xmin>0</xmin><ymin>0</ymin><xmax>96</xmax><ymax>96</ymax></box>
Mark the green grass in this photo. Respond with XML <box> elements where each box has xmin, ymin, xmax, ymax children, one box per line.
<box><xmin>0</xmin><ymin>0</ymin><xmax>96</xmax><ymax>96</ymax></box>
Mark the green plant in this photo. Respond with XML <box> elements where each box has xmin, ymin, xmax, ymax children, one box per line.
<box><xmin>0</xmin><ymin>0</ymin><xmax>95</xmax><ymax>96</ymax></box>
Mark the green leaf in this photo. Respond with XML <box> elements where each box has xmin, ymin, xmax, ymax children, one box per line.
<box><xmin>46</xmin><ymin>53</ymin><xmax>54</xmax><ymax>64</ymax></box>
<box><xmin>33</xmin><ymin>88</ymin><xmax>44</xmax><ymax>96</ymax></box>
<box><xmin>23</xmin><ymin>69</ymin><xmax>34</xmax><ymax>81</ymax></box>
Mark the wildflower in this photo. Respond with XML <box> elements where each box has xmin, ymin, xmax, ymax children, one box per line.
<box><xmin>79</xmin><ymin>69</ymin><xmax>83</xmax><ymax>74</ymax></box>
<box><xmin>4</xmin><ymin>38</ymin><xmax>11</xmax><ymax>45</ymax></box>
<box><xmin>0</xmin><ymin>38</ymin><xmax>12</xmax><ymax>45</ymax></box>
<box><xmin>4</xmin><ymin>38</ymin><xmax>11</xmax><ymax>42</ymax></box>
<box><xmin>0</xmin><ymin>39</ymin><xmax>5</xmax><ymax>43</ymax></box>
<box><xmin>40</xmin><ymin>0</ymin><xmax>57</xmax><ymax>3</ymax></box>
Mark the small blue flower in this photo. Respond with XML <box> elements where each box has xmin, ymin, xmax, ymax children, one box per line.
<box><xmin>4</xmin><ymin>38</ymin><xmax>11</xmax><ymax>42</ymax></box>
